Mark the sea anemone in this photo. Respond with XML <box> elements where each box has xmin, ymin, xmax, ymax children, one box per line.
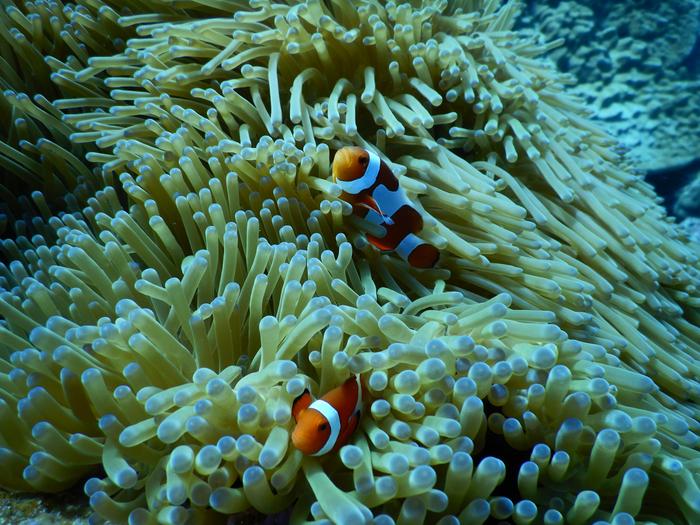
<box><xmin>1</xmin><ymin>0</ymin><xmax>699</xmax><ymax>524</ymax></box>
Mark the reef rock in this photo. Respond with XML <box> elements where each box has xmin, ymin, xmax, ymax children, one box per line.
<box><xmin>675</xmin><ymin>170</ymin><xmax>700</xmax><ymax>219</ymax></box>
<box><xmin>682</xmin><ymin>217</ymin><xmax>700</xmax><ymax>244</ymax></box>
<box><xmin>521</xmin><ymin>0</ymin><xmax>700</xmax><ymax>173</ymax></box>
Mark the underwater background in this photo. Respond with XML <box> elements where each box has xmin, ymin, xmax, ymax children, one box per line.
<box><xmin>521</xmin><ymin>0</ymin><xmax>700</xmax><ymax>233</ymax></box>
<box><xmin>0</xmin><ymin>0</ymin><xmax>700</xmax><ymax>525</ymax></box>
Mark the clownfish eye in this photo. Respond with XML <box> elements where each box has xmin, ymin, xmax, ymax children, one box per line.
<box><xmin>318</xmin><ymin>423</ymin><xmax>328</xmax><ymax>431</ymax></box>
<box><xmin>358</xmin><ymin>155</ymin><xmax>368</xmax><ymax>166</ymax></box>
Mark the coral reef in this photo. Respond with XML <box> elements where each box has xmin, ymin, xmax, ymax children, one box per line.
<box><xmin>0</xmin><ymin>0</ymin><xmax>699</xmax><ymax>524</ymax></box>
<box><xmin>682</xmin><ymin>218</ymin><xmax>700</xmax><ymax>245</ymax></box>
<box><xmin>520</xmin><ymin>0</ymin><xmax>700</xmax><ymax>174</ymax></box>
<box><xmin>674</xmin><ymin>170</ymin><xmax>700</xmax><ymax>220</ymax></box>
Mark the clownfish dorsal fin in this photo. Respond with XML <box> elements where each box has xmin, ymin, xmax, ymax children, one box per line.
<box><xmin>292</xmin><ymin>389</ymin><xmax>312</xmax><ymax>421</ymax></box>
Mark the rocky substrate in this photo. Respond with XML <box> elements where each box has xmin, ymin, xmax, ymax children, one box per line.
<box><xmin>0</xmin><ymin>488</ymin><xmax>89</xmax><ymax>525</ymax></box>
<box><xmin>520</xmin><ymin>0</ymin><xmax>700</xmax><ymax>220</ymax></box>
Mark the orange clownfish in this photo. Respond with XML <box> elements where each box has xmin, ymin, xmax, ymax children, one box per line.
<box><xmin>291</xmin><ymin>375</ymin><xmax>365</xmax><ymax>456</ymax></box>
<box><xmin>332</xmin><ymin>146</ymin><xmax>440</xmax><ymax>269</ymax></box>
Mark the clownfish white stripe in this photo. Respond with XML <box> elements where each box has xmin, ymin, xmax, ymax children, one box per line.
<box><xmin>395</xmin><ymin>233</ymin><xmax>426</xmax><ymax>261</ymax></box>
<box><xmin>335</xmin><ymin>150</ymin><xmax>380</xmax><ymax>194</ymax></box>
<box><xmin>353</xmin><ymin>375</ymin><xmax>363</xmax><ymax>413</ymax></box>
<box><xmin>308</xmin><ymin>399</ymin><xmax>341</xmax><ymax>456</ymax></box>
<box><xmin>372</xmin><ymin>184</ymin><xmax>412</xmax><ymax>217</ymax></box>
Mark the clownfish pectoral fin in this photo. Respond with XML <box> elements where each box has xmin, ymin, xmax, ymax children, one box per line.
<box><xmin>292</xmin><ymin>389</ymin><xmax>312</xmax><ymax>421</ymax></box>
<box><xmin>357</xmin><ymin>199</ymin><xmax>394</xmax><ymax>225</ymax></box>
<box><xmin>357</xmin><ymin>194</ymin><xmax>383</xmax><ymax>216</ymax></box>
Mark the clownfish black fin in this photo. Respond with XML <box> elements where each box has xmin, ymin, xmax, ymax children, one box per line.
<box><xmin>292</xmin><ymin>389</ymin><xmax>312</xmax><ymax>421</ymax></box>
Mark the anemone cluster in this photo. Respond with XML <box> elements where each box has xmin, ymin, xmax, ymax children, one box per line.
<box><xmin>1</xmin><ymin>0</ymin><xmax>699</xmax><ymax>524</ymax></box>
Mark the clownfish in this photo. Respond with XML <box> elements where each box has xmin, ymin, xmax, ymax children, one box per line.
<box><xmin>291</xmin><ymin>375</ymin><xmax>365</xmax><ymax>456</ymax></box>
<box><xmin>332</xmin><ymin>146</ymin><xmax>440</xmax><ymax>269</ymax></box>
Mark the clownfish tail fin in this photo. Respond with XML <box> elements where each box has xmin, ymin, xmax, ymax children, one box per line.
<box><xmin>395</xmin><ymin>233</ymin><xmax>440</xmax><ymax>269</ymax></box>
<box><xmin>409</xmin><ymin>243</ymin><xmax>440</xmax><ymax>268</ymax></box>
<box><xmin>292</xmin><ymin>389</ymin><xmax>312</xmax><ymax>421</ymax></box>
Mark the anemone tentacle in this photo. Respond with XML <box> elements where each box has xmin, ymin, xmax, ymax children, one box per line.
<box><xmin>1</xmin><ymin>1</ymin><xmax>699</xmax><ymax>524</ymax></box>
